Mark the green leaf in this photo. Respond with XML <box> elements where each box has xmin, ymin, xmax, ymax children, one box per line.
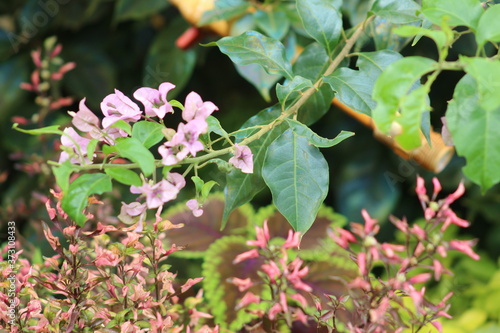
<box><xmin>262</xmin><ymin>129</ymin><xmax>329</xmax><ymax>232</ymax></box>
<box><xmin>12</xmin><ymin>123</ymin><xmax>62</xmax><ymax>135</ymax></box>
<box><xmin>276</xmin><ymin>75</ymin><xmax>314</xmax><ymax>109</ymax></box>
<box><xmin>393</xmin><ymin>25</ymin><xmax>448</xmax><ymax>51</ymax></box>
<box><xmin>254</xmin><ymin>10</ymin><xmax>290</xmax><ymax>41</ymax></box>
<box><xmin>212</xmin><ymin>31</ymin><xmax>293</xmax><ymax>79</ymax></box>
<box><xmin>370</xmin><ymin>0</ymin><xmax>421</xmax><ymax>24</ymax></box>
<box><xmin>293</xmin><ymin>43</ymin><xmax>336</xmax><ymax>125</ymax></box>
<box><xmin>113</xmin><ymin>0</ymin><xmax>168</xmax><ymax>23</ymax></box>
<box><xmin>86</xmin><ymin>139</ymin><xmax>99</xmax><ymax>164</ymax></box>
<box><xmin>144</xmin><ymin>17</ymin><xmax>196</xmax><ymax>97</ymax></box>
<box><xmin>199</xmin><ymin>0</ymin><xmax>250</xmax><ymax>26</ymax></box>
<box><xmin>206</xmin><ymin>116</ymin><xmax>230</xmax><ymax>142</ymax></box>
<box><xmin>61</xmin><ymin>174</ymin><xmax>112</xmax><ymax>226</ymax></box>
<box><xmin>234</xmin><ymin>63</ymin><xmax>281</xmax><ymax>102</ymax></box>
<box><xmin>446</xmin><ymin>59</ymin><xmax>500</xmax><ymax>191</ymax></box>
<box><xmin>52</xmin><ymin>161</ymin><xmax>75</xmax><ymax>194</ymax></box>
<box><xmin>105</xmin><ymin>168</ymin><xmax>142</xmax><ymax>186</ymax></box>
<box><xmin>296</xmin><ymin>0</ymin><xmax>342</xmax><ymax>56</ymax></box>
<box><xmin>132</xmin><ymin>121</ymin><xmax>165</xmax><ymax>149</ymax></box>
<box><xmin>372</xmin><ymin>56</ymin><xmax>436</xmax><ymax>149</ymax></box>
<box><xmin>192</xmin><ymin>176</ymin><xmax>204</xmax><ymax>194</ymax></box>
<box><xmin>223</xmin><ymin>106</ymin><xmax>288</xmax><ymax>227</ymax></box>
<box><xmin>421</xmin><ymin>0</ymin><xmax>483</xmax><ymax>29</ymax></box>
<box><xmin>286</xmin><ymin>119</ymin><xmax>354</xmax><ymax>148</ymax></box>
<box><xmin>476</xmin><ymin>4</ymin><xmax>500</xmax><ymax>48</ymax></box>
<box><xmin>115</xmin><ymin>137</ymin><xmax>156</xmax><ymax>176</ymax></box>
<box><xmin>324</xmin><ymin>50</ymin><xmax>403</xmax><ymax>116</ymax></box>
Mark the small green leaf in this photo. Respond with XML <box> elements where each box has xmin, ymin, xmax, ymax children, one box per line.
<box><xmin>132</xmin><ymin>121</ymin><xmax>165</xmax><ymax>149</ymax></box>
<box><xmin>212</xmin><ymin>31</ymin><xmax>294</xmax><ymax>79</ymax></box>
<box><xmin>223</xmin><ymin>106</ymin><xmax>288</xmax><ymax>227</ymax></box>
<box><xmin>61</xmin><ymin>173</ymin><xmax>112</xmax><ymax>226</ymax></box>
<box><xmin>110</xmin><ymin>120</ymin><xmax>132</xmax><ymax>136</ymax></box>
<box><xmin>254</xmin><ymin>10</ymin><xmax>290</xmax><ymax>41</ymax></box>
<box><xmin>192</xmin><ymin>176</ymin><xmax>204</xmax><ymax>194</ymax></box>
<box><xmin>393</xmin><ymin>25</ymin><xmax>447</xmax><ymax>50</ymax></box>
<box><xmin>113</xmin><ymin>0</ymin><xmax>168</xmax><ymax>22</ymax></box>
<box><xmin>370</xmin><ymin>0</ymin><xmax>421</xmax><ymax>24</ymax></box>
<box><xmin>105</xmin><ymin>168</ymin><xmax>142</xmax><ymax>186</ymax></box>
<box><xmin>115</xmin><ymin>137</ymin><xmax>156</xmax><ymax>176</ymax></box>
<box><xmin>12</xmin><ymin>123</ymin><xmax>62</xmax><ymax>135</ymax></box>
<box><xmin>202</xmin><ymin>181</ymin><xmax>218</xmax><ymax>199</ymax></box>
<box><xmin>262</xmin><ymin>129</ymin><xmax>329</xmax><ymax>232</ymax></box>
<box><xmin>372</xmin><ymin>56</ymin><xmax>436</xmax><ymax>149</ymax></box>
<box><xmin>476</xmin><ymin>4</ymin><xmax>500</xmax><ymax>48</ymax></box>
<box><xmin>276</xmin><ymin>75</ymin><xmax>314</xmax><ymax>109</ymax></box>
<box><xmin>86</xmin><ymin>139</ymin><xmax>99</xmax><ymax>163</ymax></box>
<box><xmin>421</xmin><ymin>0</ymin><xmax>483</xmax><ymax>29</ymax></box>
<box><xmin>286</xmin><ymin>119</ymin><xmax>354</xmax><ymax>148</ymax></box>
<box><xmin>199</xmin><ymin>0</ymin><xmax>250</xmax><ymax>26</ymax></box>
<box><xmin>52</xmin><ymin>161</ymin><xmax>75</xmax><ymax>194</ymax></box>
<box><xmin>206</xmin><ymin>115</ymin><xmax>231</xmax><ymax>142</ymax></box>
<box><xmin>296</xmin><ymin>0</ymin><xmax>342</xmax><ymax>56</ymax></box>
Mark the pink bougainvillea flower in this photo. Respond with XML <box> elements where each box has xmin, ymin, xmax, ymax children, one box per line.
<box><xmin>159</xmin><ymin>119</ymin><xmax>207</xmax><ymax>165</ymax></box>
<box><xmin>130</xmin><ymin>173</ymin><xmax>186</xmax><ymax>209</ymax></box>
<box><xmin>101</xmin><ymin>89</ymin><xmax>142</xmax><ymax>128</ymax></box>
<box><xmin>182</xmin><ymin>91</ymin><xmax>218</xmax><ymax>122</ymax></box>
<box><xmin>59</xmin><ymin>127</ymin><xmax>92</xmax><ymax>165</ymax></box>
<box><xmin>69</xmin><ymin>98</ymin><xmax>102</xmax><ymax>138</ymax></box>
<box><xmin>133</xmin><ymin>82</ymin><xmax>175</xmax><ymax>119</ymax></box>
<box><xmin>186</xmin><ymin>199</ymin><xmax>203</xmax><ymax>217</ymax></box>
<box><xmin>229</xmin><ymin>144</ymin><xmax>253</xmax><ymax>174</ymax></box>
<box><xmin>118</xmin><ymin>201</ymin><xmax>147</xmax><ymax>224</ymax></box>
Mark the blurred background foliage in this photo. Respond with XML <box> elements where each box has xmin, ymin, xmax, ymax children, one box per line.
<box><xmin>0</xmin><ymin>0</ymin><xmax>499</xmax><ymax>331</ymax></box>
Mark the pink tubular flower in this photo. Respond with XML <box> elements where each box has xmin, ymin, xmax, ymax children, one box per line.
<box><xmin>261</xmin><ymin>260</ymin><xmax>281</xmax><ymax>282</ymax></box>
<box><xmin>268</xmin><ymin>303</ymin><xmax>282</xmax><ymax>320</ymax></box>
<box><xmin>233</xmin><ymin>249</ymin><xmax>260</xmax><ymax>264</ymax></box>
<box><xmin>432</xmin><ymin>177</ymin><xmax>442</xmax><ymax>197</ymax></box>
<box><xmin>445</xmin><ymin>181</ymin><xmax>465</xmax><ymax>205</ymax></box>
<box><xmin>247</xmin><ymin>220</ymin><xmax>270</xmax><ymax>248</ymax></box>
<box><xmin>416</xmin><ymin>176</ymin><xmax>428</xmax><ymax>201</ymax></box>
<box><xmin>229</xmin><ymin>144</ymin><xmax>253</xmax><ymax>174</ymax></box>
<box><xmin>228</xmin><ymin>277</ymin><xmax>254</xmax><ymax>292</ymax></box>
<box><xmin>408</xmin><ymin>273</ymin><xmax>432</xmax><ymax>284</ymax></box>
<box><xmin>283</xmin><ymin>229</ymin><xmax>301</xmax><ymax>249</ymax></box>
<box><xmin>130</xmin><ymin>173</ymin><xmax>186</xmax><ymax>209</ymax></box>
<box><xmin>329</xmin><ymin>227</ymin><xmax>357</xmax><ymax>248</ymax></box>
<box><xmin>357</xmin><ymin>252</ymin><xmax>367</xmax><ymax>275</ymax></box>
<box><xmin>236</xmin><ymin>292</ymin><xmax>260</xmax><ymax>310</ymax></box>
<box><xmin>181</xmin><ymin>277</ymin><xmax>204</xmax><ymax>293</ymax></box>
<box><xmin>186</xmin><ymin>199</ymin><xmax>203</xmax><ymax>217</ymax></box>
<box><xmin>133</xmin><ymin>82</ymin><xmax>175</xmax><ymax>119</ymax></box>
<box><xmin>449</xmin><ymin>240</ymin><xmax>480</xmax><ymax>260</ymax></box>
<box><xmin>362</xmin><ymin>209</ymin><xmax>379</xmax><ymax>234</ymax></box>
<box><xmin>290</xmin><ymin>293</ymin><xmax>308</xmax><ymax>307</ymax></box>
<box><xmin>101</xmin><ymin>89</ymin><xmax>142</xmax><ymax>128</ymax></box>
<box><xmin>182</xmin><ymin>91</ymin><xmax>218</xmax><ymax>122</ymax></box>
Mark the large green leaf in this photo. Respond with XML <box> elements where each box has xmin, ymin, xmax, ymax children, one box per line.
<box><xmin>52</xmin><ymin>162</ymin><xmax>75</xmax><ymax>194</ymax></box>
<box><xmin>234</xmin><ymin>63</ymin><xmax>281</xmax><ymax>102</ymax></box>
<box><xmin>262</xmin><ymin>129</ymin><xmax>329</xmax><ymax>232</ymax></box>
<box><xmin>286</xmin><ymin>119</ymin><xmax>354</xmax><ymax>148</ymax></box>
<box><xmin>223</xmin><ymin>106</ymin><xmax>288</xmax><ymax>227</ymax></box>
<box><xmin>115</xmin><ymin>137</ymin><xmax>156</xmax><ymax>176</ymax></box>
<box><xmin>254</xmin><ymin>9</ymin><xmax>290</xmax><ymax>41</ymax></box>
<box><xmin>61</xmin><ymin>173</ymin><xmax>112</xmax><ymax>226</ymax></box>
<box><xmin>476</xmin><ymin>4</ymin><xmax>500</xmax><ymax>48</ymax></box>
<box><xmin>104</xmin><ymin>168</ymin><xmax>142</xmax><ymax>186</ymax></box>
<box><xmin>370</xmin><ymin>0</ymin><xmax>421</xmax><ymax>24</ymax></box>
<box><xmin>421</xmin><ymin>0</ymin><xmax>483</xmax><ymax>29</ymax></box>
<box><xmin>296</xmin><ymin>0</ymin><xmax>342</xmax><ymax>56</ymax></box>
<box><xmin>324</xmin><ymin>50</ymin><xmax>403</xmax><ymax>116</ymax></box>
<box><xmin>212</xmin><ymin>31</ymin><xmax>293</xmax><ymax>79</ymax></box>
<box><xmin>113</xmin><ymin>0</ymin><xmax>168</xmax><ymax>22</ymax></box>
<box><xmin>143</xmin><ymin>18</ymin><xmax>196</xmax><ymax>97</ymax></box>
<box><xmin>372</xmin><ymin>56</ymin><xmax>437</xmax><ymax>150</ymax></box>
<box><xmin>131</xmin><ymin>121</ymin><xmax>165</xmax><ymax>149</ymax></box>
<box><xmin>199</xmin><ymin>0</ymin><xmax>250</xmax><ymax>26</ymax></box>
<box><xmin>447</xmin><ymin>61</ymin><xmax>500</xmax><ymax>191</ymax></box>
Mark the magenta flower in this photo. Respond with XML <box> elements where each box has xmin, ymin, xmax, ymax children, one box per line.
<box><xmin>229</xmin><ymin>143</ymin><xmax>253</xmax><ymax>174</ymax></box>
<box><xmin>130</xmin><ymin>173</ymin><xmax>186</xmax><ymax>209</ymax></box>
<box><xmin>182</xmin><ymin>91</ymin><xmax>218</xmax><ymax>122</ymax></box>
<box><xmin>101</xmin><ymin>89</ymin><xmax>142</xmax><ymax>128</ymax></box>
<box><xmin>133</xmin><ymin>82</ymin><xmax>175</xmax><ymax>119</ymax></box>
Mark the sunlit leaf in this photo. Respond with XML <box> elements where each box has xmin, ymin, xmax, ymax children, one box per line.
<box><xmin>476</xmin><ymin>4</ymin><xmax>500</xmax><ymax>47</ymax></box>
<box><xmin>132</xmin><ymin>121</ymin><xmax>165</xmax><ymax>149</ymax></box>
<box><xmin>370</xmin><ymin>0</ymin><xmax>421</xmax><ymax>24</ymax></box>
<box><xmin>105</xmin><ymin>168</ymin><xmax>142</xmax><ymax>186</ymax></box>
<box><xmin>115</xmin><ymin>137</ymin><xmax>156</xmax><ymax>176</ymax></box>
<box><xmin>254</xmin><ymin>9</ymin><xmax>290</xmax><ymax>41</ymax></box>
<box><xmin>421</xmin><ymin>0</ymin><xmax>483</xmax><ymax>29</ymax></box>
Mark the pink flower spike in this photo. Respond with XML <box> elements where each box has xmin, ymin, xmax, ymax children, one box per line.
<box><xmin>416</xmin><ymin>176</ymin><xmax>428</xmax><ymax>201</ymax></box>
<box><xmin>261</xmin><ymin>261</ymin><xmax>281</xmax><ymax>282</ymax></box>
<box><xmin>283</xmin><ymin>229</ymin><xmax>302</xmax><ymax>249</ymax></box>
<box><xmin>431</xmin><ymin>320</ymin><xmax>442</xmax><ymax>333</ymax></box>
<box><xmin>410</xmin><ymin>225</ymin><xmax>426</xmax><ymax>240</ymax></box>
<box><xmin>31</xmin><ymin>49</ymin><xmax>42</xmax><ymax>67</ymax></box>
<box><xmin>279</xmin><ymin>292</ymin><xmax>288</xmax><ymax>314</ymax></box>
<box><xmin>182</xmin><ymin>91</ymin><xmax>218</xmax><ymax>122</ymax></box>
<box><xmin>357</xmin><ymin>252</ymin><xmax>367</xmax><ymax>275</ymax></box>
<box><xmin>228</xmin><ymin>277</ymin><xmax>253</xmax><ymax>292</ymax></box>
<box><xmin>268</xmin><ymin>303</ymin><xmax>282</xmax><ymax>320</ymax></box>
<box><xmin>449</xmin><ymin>240</ymin><xmax>480</xmax><ymax>260</ymax></box>
<box><xmin>236</xmin><ymin>292</ymin><xmax>260</xmax><ymax>310</ymax></box>
<box><xmin>290</xmin><ymin>293</ymin><xmax>308</xmax><ymax>308</ymax></box>
<box><xmin>186</xmin><ymin>199</ymin><xmax>203</xmax><ymax>217</ymax></box>
<box><xmin>444</xmin><ymin>209</ymin><xmax>470</xmax><ymax>228</ymax></box>
<box><xmin>329</xmin><ymin>227</ymin><xmax>356</xmax><ymax>249</ymax></box>
<box><xmin>229</xmin><ymin>144</ymin><xmax>254</xmax><ymax>174</ymax></box>
<box><xmin>181</xmin><ymin>277</ymin><xmax>204</xmax><ymax>293</ymax></box>
<box><xmin>133</xmin><ymin>82</ymin><xmax>175</xmax><ymax>118</ymax></box>
<box><xmin>101</xmin><ymin>89</ymin><xmax>142</xmax><ymax>128</ymax></box>
<box><xmin>247</xmin><ymin>220</ymin><xmax>270</xmax><ymax>248</ymax></box>
<box><xmin>433</xmin><ymin>259</ymin><xmax>443</xmax><ymax>280</ymax></box>
<box><xmin>445</xmin><ymin>181</ymin><xmax>465</xmax><ymax>205</ymax></box>
<box><xmin>233</xmin><ymin>249</ymin><xmax>260</xmax><ymax>264</ymax></box>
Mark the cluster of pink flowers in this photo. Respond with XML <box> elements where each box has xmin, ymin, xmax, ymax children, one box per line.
<box><xmin>329</xmin><ymin>176</ymin><xmax>478</xmax><ymax>332</ymax></box>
